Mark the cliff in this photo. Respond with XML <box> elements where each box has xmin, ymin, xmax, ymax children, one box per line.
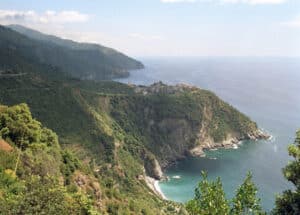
<box><xmin>106</xmin><ymin>82</ymin><xmax>269</xmax><ymax>175</ymax></box>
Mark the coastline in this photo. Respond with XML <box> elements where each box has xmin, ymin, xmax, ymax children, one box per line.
<box><xmin>190</xmin><ymin>129</ymin><xmax>270</xmax><ymax>158</ymax></box>
<box><xmin>145</xmin><ymin>129</ymin><xmax>271</xmax><ymax>200</ymax></box>
<box><xmin>154</xmin><ymin>180</ymin><xmax>167</xmax><ymax>200</ymax></box>
<box><xmin>145</xmin><ymin>176</ymin><xmax>167</xmax><ymax>200</ymax></box>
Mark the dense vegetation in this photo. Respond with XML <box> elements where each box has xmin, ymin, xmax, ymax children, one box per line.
<box><xmin>0</xmin><ymin>104</ymin><xmax>99</xmax><ymax>214</ymax></box>
<box><xmin>0</xmin><ymin>66</ymin><xmax>260</xmax><ymax>214</ymax></box>
<box><xmin>0</xmin><ymin>66</ymin><xmax>260</xmax><ymax>176</ymax></box>
<box><xmin>1</xmin><ymin>25</ymin><xmax>143</xmax><ymax>80</ymax></box>
<box><xmin>0</xmin><ymin>104</ymin><xmax>184</xmax><ymax>214</ymax></box>
<box><xmin>108</xmin><ymin>85</ymin><xmax>259</xmax><ymax>169</ymax></box>
<box><xmin>1</xmin><ymin>102</ymin><xmax>299</xmax><ymax>214</ymax></box>
<box><xmin>0</xmin><ymin>25</ymin><xmax>280</xmax><ymax>214</ymax></box>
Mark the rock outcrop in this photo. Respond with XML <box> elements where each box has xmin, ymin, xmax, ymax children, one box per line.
<box><xmin>190</xmin><ymin>130</ymin><xmax>270</xmax><ymax>157</ymax></box>
<box><xmin>113</xmin><ymin>82</ymin><xmax>270</xmax><ymax>171</ymax></box>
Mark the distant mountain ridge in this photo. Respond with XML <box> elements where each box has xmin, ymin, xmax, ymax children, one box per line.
<box><xmin>3</xmin><ymin>24</ymin><xmax>143</xmax><ymax>80</ymax></box>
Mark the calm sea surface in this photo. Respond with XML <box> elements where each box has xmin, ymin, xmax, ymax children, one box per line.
<box><xmin>116</xmin><ymin>57</ymin><xmax>300</xmax><ymax>211</ymax></box>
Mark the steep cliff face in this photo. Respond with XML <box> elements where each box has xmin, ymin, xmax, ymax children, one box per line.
<box><xmin>93</xmin><ymin>82</ymin><xmax>269</xmax><ymax>176</ymax></box>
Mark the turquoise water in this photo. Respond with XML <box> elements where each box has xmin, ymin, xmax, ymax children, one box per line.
<box><xmin>117</xmin><ymin>57</ymin><xmax>300</xmax><ymax>211</ymax></box>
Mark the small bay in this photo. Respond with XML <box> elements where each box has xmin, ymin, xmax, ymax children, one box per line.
<box><xmin>117</xmin><ymin>57</ymin><xmax>300</xmax><ymax>211</ymax></box>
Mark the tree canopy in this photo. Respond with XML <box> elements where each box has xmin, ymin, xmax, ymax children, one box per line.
<box><xmin>186</xmin><ymin>171</ymin><xmax>264</xmax><ymax>215</ymax></box>
<box><xmin>273</xmin><ymin>130</ymin><xmax>300</xmax><ymax>215</ymax></box>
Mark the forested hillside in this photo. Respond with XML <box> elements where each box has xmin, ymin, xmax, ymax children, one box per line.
<box><xmin>0</xmin><ymin>25</ymin><xmax>143</xmax><ymax>80</ymax></box>
<box><xmin>0</xmin><ymin>103</ymin><xmax>184</xmax><ymax>214</ymax></box>
<box><xmin>0</xmin><ymin>24</ymin><xmax>270</xmax><ymax>214</ymax></box>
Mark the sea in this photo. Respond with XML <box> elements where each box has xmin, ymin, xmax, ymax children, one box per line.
<box><xmin>116</xmin><ymin>57</ymin><xmax>300</xmax><ymax>211</ymax></box>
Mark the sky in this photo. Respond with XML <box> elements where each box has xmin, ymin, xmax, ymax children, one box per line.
<box><xmin>0</xmin><ymin>0</ymin><xmax>299</xmax><ymax>57</ymax></box>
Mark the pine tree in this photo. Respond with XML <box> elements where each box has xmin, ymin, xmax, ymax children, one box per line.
<box><xmin>231</xmin><ymin>172</ymin><xmax>265</xmax><ymax>215</ymax></box>
<box><xmin>273</xmin><ymin>130</ymin><xmax>300</xmax><ymax>214</ymax></box>
<box><xmin>186</xmin><ymin>171</ymin><xmax>265</xmax><ymax>215</ymax></box>
<box><xmin>186</xmin><ymin>171</ymin><xmax>230</xmax><ymax>215</ymax></box>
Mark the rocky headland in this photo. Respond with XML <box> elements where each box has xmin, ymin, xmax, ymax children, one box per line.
<box><xmin>128</xmin><ymin>82</ymin><xmax>270</xmax><ymax>181</ymax></box>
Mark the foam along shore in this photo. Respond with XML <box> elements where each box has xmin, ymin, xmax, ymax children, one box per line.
<box><xmin>190</xmin><ymin>129</ymin><xmax>270</xmax><ymax>157</ymax></box>
<box><xmin>145</xmin><ymin>176</ymin><xmax>167</xmax><ymax>200</ymax></box>
<box><xmin>144</xmin><ymin>129</ymin><xmax>271</xmax><ymax>200</ymax></box>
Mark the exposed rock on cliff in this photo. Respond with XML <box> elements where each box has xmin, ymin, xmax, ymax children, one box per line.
<box><xmin>110</xmin><ymin>82</ymin><xmax>270</xmax><ymax>170</ymax></box>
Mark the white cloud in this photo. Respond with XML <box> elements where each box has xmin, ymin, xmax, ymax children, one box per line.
<box><xmin>0</xmin><ymin>10</ymin><xmax>89</xmax><ymax>25</ymax></box>
<box><xmin>161</xmin><ymin>0</ymin><xmax>287</xmax><ymax>4</ymax></box>
<box><xmin>0</xmin><ymin>10</ymin><xmax>100</xmax><ymax>50</ymax></box>
<box><xmin>281</xmin><ymin>16</ymin><xmax>300</xmax><ymax>28</ymax></box>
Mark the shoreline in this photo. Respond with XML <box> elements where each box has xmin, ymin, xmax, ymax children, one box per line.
<box><xmin>145</xmin><ymin>176</ymin><xmax>167</xmax><ymax>200</ymax></box>
<box><xmin>189</xmin><ymin>129</ymin><xmax>270</xmax><ymax>159</ymax></box>
<box><xmin>146</xmin><ymin>129</ymin><xmax>271</xmax><ymax>200</ymax></box>
<box><xmin>154</xmin><ymin>180</ymin><xmax>167</xmax><ymax>200</ymax></box>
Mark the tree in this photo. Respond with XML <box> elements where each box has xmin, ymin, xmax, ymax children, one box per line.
<box><xmin>186</xmin><ymin>171</ymin><xmax>264</xmax><ymax>215</ymax></box>
<box><xmin>231</xmin><ymin>172</ymin><xmax>264</xmax><ymax>215</ymax></box>
<box><xmin>186</xmin><ymin>171</ymin><xmax>230</xmax><ymax>215</ymax></box>
<box><xmin>273</xmin><ymin>130</ymin><xmax>300</xmax><ymax>214</ymax></box>
<box><xmin>0</xmin><ymin>103</ymin><xmax>41</xmax><ymax>150</ymax></box>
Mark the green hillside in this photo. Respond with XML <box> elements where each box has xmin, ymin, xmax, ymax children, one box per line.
<box><xmin>8</xmin><ymin>24</ymin><xmax>143</xmax><ymax>71</ymax></box>
<box><xmin>1</xmin><ymin>25</ymin><xmax>143</xmax><ymax>80</ymax></box>
<box><xmin>0</xmin><ymin>74</ymin><xmax>263</xmax><ymax>214</ymax></box>
<box><xmin>0</xmin><ymin>62</ymin><xmax>265</xmax><ymax>178</ymax></box>
<box><xmin>0</xmin><ymin>104</ymin><xmax>183</xmax><ymax>214</ymax></box>
<box><xmin>0</xmin><ymin>24</ymin><xmax>268</xmax><ymax>214</ymax></box>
